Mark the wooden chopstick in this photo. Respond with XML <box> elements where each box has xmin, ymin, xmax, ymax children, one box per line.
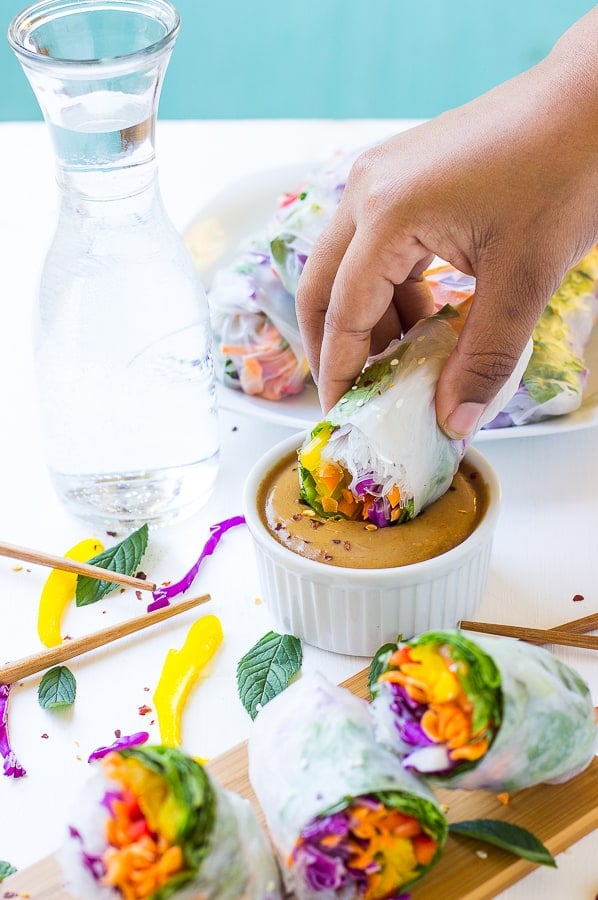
<box><xmin>0</xmin><ymin>539</ymin><xmax>156</xmax><ymax>592</ymax></box>
<box><xmin>550</xmin><ymin>612</ymin><xmax>598</xmax><ymax>634</ymax></box>
<box><xmin>0</xmin><ymin>592</ymin><xmax>211</xmax><ymax>684</ymax></box>
<box><xmin>459</xmin><ymin>612</ymin><xmax>598</xmax><ymax>651</ymax></box>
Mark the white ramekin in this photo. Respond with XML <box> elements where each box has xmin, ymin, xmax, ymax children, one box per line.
<box><xmin>243</xmin><ymin>433</ymin><xmax>501</xmax><ymax>657</ymax></box>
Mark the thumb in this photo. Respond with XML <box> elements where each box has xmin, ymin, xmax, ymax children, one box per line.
<box><xmin>435</xmin><ymin>269</ymin><xmax>548</xmax><ymax>439</ymax></box>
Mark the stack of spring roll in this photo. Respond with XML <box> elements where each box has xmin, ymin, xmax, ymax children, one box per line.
<box><xmin>206</xmin><ymin>146</ymin><xmax>598</xmax><ymax>428</ymax></box>
<box><xmin>207</xmin><ymin>149</ymin><xmax>359</xmax><ymax>401</ymax></box>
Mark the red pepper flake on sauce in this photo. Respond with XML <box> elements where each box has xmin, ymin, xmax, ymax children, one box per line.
<box><xmin>138</xmin><ymin>705</ymin><xmax>152</xmax><ymax>716</ymax></box>
<box><xmin>572</xmin><ymin>594</ymin><xmax>584</xmax><ymax>602</ymax></box>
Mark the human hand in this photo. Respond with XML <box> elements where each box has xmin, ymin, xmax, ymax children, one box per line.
<box><xmin>296</xmin><ymin>11</ymin><xmax>598</xmax><ymax>438</ymax></box>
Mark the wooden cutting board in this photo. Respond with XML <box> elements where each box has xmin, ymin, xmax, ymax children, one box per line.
<box><xmin>4</xmin><ymin>667</ymin><xmax>598</xmax><ymax>899</ymax></box>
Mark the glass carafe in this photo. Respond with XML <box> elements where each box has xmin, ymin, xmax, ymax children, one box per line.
<box><xmin>8</xmin><ymin>0</ymin><xmax>219</xmax><ymax>530</ymax></box>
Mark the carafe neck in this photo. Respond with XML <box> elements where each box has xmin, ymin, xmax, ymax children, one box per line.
<box><xmin>9</xmin><ymin>0</ymin><xmax>178</xmax><ymax>201</ymax></box>
<box><xmin>53</xmin><ymin>114</ymin><xmax>160</xmax><ymax>200</ymax></box>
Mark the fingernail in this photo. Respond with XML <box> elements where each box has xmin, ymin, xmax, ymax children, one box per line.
<box><xmin>443</xmin><ymin>402</ymin><xmax>486</xmax><ymax>440</ymax></box>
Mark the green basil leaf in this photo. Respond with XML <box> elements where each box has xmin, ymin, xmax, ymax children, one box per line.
<box><xmin>449</xmin><ymin>819</ymin><xmax>556</xmax><ymax>867</ymax></box>
<box><xmin>368</xmin><ymin>642</ymin><xmax>396</xmax><ymax>696</ymax></box>
<box><xmin>236</xmin><ymin>631</ymin><xmax>302</xmax><ymax>720</ymax></box>
<box><xmin>75</xmin><ymin>523</ymin><xmax>149</xmax><ymax>606</ymax></box>
<box><xmin>0</xmin><ymin>860</ymin><xmax>16</xmax><ymax>881</ymax></box>
<box><xmin>38</xmin><ymin>666</ymin><xmax>77</xmax><ymax>710</ymax></box>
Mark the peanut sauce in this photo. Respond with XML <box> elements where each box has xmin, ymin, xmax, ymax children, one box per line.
<box><xmin>258</xmin><ymin>451</ymin><xmax>488</xmax><ymax>569</ymax></box>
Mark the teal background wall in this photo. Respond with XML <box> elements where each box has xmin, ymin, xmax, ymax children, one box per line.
<box><xmin>1</xmin><ymin>0</ymin><xmax>595</xmax><ymax>121</ymax></box>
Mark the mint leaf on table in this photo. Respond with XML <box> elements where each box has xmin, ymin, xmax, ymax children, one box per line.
<box><xmin>75</xmin><ymin>523</ymin><xmax>149</xmax><ymax>607</ymax></box>
<box><xmin>449</xmin><ymin>819</ymin><xmax>556</xmax><ymax>867</ymax></box>
<box><xmin>237</xmin><ymin>631</ymin><xmax>302</xmax><ymax>720</ymax></box>
<box><xmin>0</xmin><ymin>860</ymin><xmax>16</xmax><ymax>881</ymax></box>
<box><xmin>38</xmin><ymin>666</ymin><xmax>77</xmax><ymax>710</ymax></box>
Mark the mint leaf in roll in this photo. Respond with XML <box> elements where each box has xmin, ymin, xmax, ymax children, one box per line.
<box><xmin>113</xmin><ymin>746</ymin><xmax>216</xmax><ymax>874</ymax></box>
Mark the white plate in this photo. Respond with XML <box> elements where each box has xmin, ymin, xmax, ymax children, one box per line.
<box><xmin>185</xmin><ymin>166</ymin><xmax>598</xmax><ymax>440</ymax></box>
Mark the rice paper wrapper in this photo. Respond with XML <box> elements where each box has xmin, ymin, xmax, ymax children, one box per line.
<box><xmin>373</xmin><ymin>632</ymin><xmax>597</xmax><ymax>793</ymax></box>
<box><xmin>248</xmin><ymin>673</ymin><xmax>446</xmax><ymax>898</ymax></box>
<box><xmin>476</xmin><ymin>247</ymin><xmax>598</xmax><ymax>427</ymax></box>
<box><xmin>60</xmin><ymin>758</ymin><xmax>281</xmax><ymax>899</ymax></box>
<box><xmin>268</xmin><ymin>148</ymin><xmax>362</xmax><ymax>296</ymax></box>
<box><xmin>305</xmin><ymin>307</ymin><xmax>531</xmax><ymax>522</ymax></box>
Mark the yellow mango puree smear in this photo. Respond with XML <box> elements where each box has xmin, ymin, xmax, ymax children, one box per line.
<box><xmin>153</xmin><ymin>614</ymin><xmax>223</xmax><ymax>748</ymax></box>
<box><xmin>293</xmin><ymin>797</ymin><xmax>438</xmax><ymax>899</ymax></box>
<box><xmin>379</xmin><ymin>644</ymin><xmax>491</xmax><ymax>762</ymax></box>
<box><xmin>100</xmin><ymin>754</ymin><xmax>184</xmax><ymax>899</ymax></box>
<box><xmin>37</xmin><ymin>537</ymin><xmax>105</xmax><ymax>647</ymax></box>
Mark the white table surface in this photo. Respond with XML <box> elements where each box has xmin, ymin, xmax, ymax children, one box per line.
<box><xmin>0</xmin><ymin>119</ymin><xmax>596</xmax><ymax>898</ymax></box>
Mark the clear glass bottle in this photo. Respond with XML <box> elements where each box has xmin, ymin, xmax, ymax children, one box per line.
<box><xmin>8</xmin><ymin>0</ymin><xmax>219</xmax><ymax>530</ymax></box>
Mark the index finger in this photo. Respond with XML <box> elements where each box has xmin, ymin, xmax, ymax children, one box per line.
<box><xmin>295</xmin><ymin>209</ymin><xmax>356</xmax><ymax>385</ymax></box>
<box><xmin>317</xmin><ymin>227</ymin><xmax>431</xmax><ymax>412</ymax></box>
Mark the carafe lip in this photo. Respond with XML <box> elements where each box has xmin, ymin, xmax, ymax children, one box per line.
<box><xmin>8</xmin><ymin>0</ymin><xmax>180</xmax><ymax>71</ymax></box>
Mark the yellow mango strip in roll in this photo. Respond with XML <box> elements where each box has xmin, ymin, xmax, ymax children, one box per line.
<box><xmin>37</xmin><ymin>537</ymin><xmax>105</xmax><ymax>648</ymax></box>
<box><xmin>153</xmin><ymin>614</ymin><xmax>223</xmax><ymax>748</ymax></box>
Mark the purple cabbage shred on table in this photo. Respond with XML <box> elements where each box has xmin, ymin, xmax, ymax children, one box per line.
<box><xmin>147</xmin><ymin>515</ymin><xmax>246</xmax><ymax>612</ymax></box>
<box><xmin>87</xmin><ymin>730</ymin><xmax>149</xmax><ymax>763</ymax></box>
<box><xmin>0</xmin><ymin>683</ymin><xmax>26</xmax><ymax>778</ymax></box>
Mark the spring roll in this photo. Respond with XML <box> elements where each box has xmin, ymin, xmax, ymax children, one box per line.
<box><xmin>60</xmin><ymin>745</ymin><xmax>281</xmax><ymax>899</ymax></box>
<box><xmin>298</xmin><ymin>303</ymin><xmax>531</xmax><ymax>526</ymax></box>
<box><xmin>208</xmin><ymin>241</ymin><xmax>309</xmax><ymax>400</ymax></box>
<box><xmin>371</xmin><ymin>630</ymin><xmax>597</xmax><ymax>792</ymax></box>
<box><xmin>427</xmin><ymin>249</ymin><xmax>598</xmax><ymax>428</ymax></box>
<box><xmin>206</xmin><ymin>150</ymin><xmax>360</xmax><ymax>400</ymax></box>
<box><xmin>269</xmin><ymin>149</ymin><xmax>360</xmax><ymax>296</ymax></box>
<box><xmin>248</xmin><ymin>673</ymin><xmax>447</xmax><ymax>899</ymax></box>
